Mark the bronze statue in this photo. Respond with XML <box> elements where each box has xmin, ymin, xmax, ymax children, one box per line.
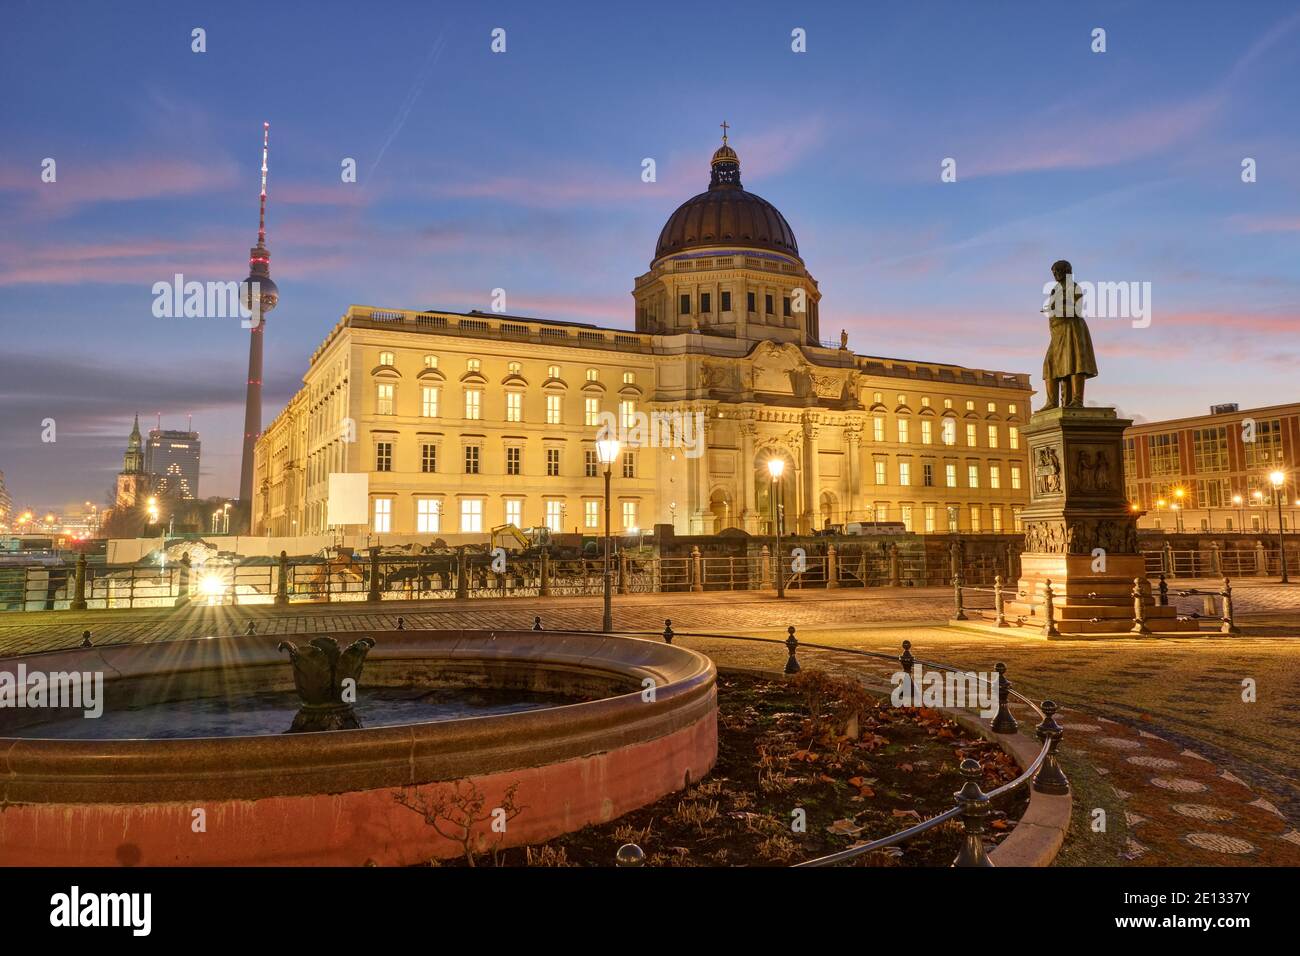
<box><xmin>1040</xmin><ymin>260</ymin><xmax>1098</xmax><ymax>409</ymax></box>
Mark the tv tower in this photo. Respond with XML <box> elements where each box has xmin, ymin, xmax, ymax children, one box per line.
<box><xmin>238</xmin><ymin>122</ymin><xmax>279</xmax><ymax>508</ymax></box>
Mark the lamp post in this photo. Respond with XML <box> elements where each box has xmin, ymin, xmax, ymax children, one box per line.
<box><xmin>768</xmin><ymin>457</ymin><xmax>786</xmax><ymax>598</ymax></box>
<box><xmin>1172</xmin><ymin>487</ymin><xmax>1185</xmax><ymax>533</ymax></box>
<box><xmin>1232</xmin><ymin>493</ymin><xmax>1243</xmax><ymax>532</ymax></box>
<box><xmin>1253</xmin><ymin>489</ymin><xmax>1265</xmax><ymax>532</ymax></box>
<box><xmin>1155</xmin><ymin>497</ymin><xmax>1166</xmax><ymax>531</ymax></box>
<box><xmin>596</xmin><ymin>437</ymin><xmax>622</xmax><ymax>632</ymax></box>
<box><xmin>1270</xmin><ymin>470</ymin><xmax>1289</xmax><ymax>583</ymax></box>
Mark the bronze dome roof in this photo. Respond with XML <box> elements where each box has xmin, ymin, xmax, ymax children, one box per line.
<box><xmin>654</xmin><ymin>142</ymin><xmax>799</xmax><ymax>261</ymax></box>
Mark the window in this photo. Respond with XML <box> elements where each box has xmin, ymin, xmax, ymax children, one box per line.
<box><xmin>987</xmin><ymin>425</ymin><xmax>999</xmax><ymax>448</ymax></box>
<box><xmin>586</xmin><ymin>368</ymin><xmax>598</xmax><ymax>382</ymax></box>
<box><xmin>946</xmin><ymin>463</ymin><xmax>957</xmax><ymax>488</ymax></box>
<box><xmin>619</xmin><ymin>400</ymin><xmax>636</xmax><ymax>429</ymax></box>
<box><xmin>460</xmin><ymin>499</ymin><xmax>483</xmax><ymax>533</ymax></box>
<box><xmin>965</xmin><ymin>400</ymin><xmax>975</xmax><ymax>411</ymax></box>
<box><xmin>372</xmin><ymin>498</ymin><xmax>392</xmax><ymax>533</ymax></box>
<box><xmin>1193</xmin><ymin>426</ymin><xmax>1229</xmax><ymax>472</ymax></box>
<box><xmin>899</xmin><ymin>461</ymin><xmax>911</xmax><ymax>486</ymax></box>
<box><xmin>900</xmin><ymin>505</ymin><xmax>913</xmax><ymax>532</ymax></box>
<box><xmin>970</xmin><ymin>506</ymin><xmax>982</xmax><ymax>532</ymax></box>
<box><xmin>584</xmin><ymin>500</ymin><xmax>599</xmax><ymax>529</ymax></box>
<box><xmin>700</xmin><ymin>292</ymin><xmax>711</xmax><ymax>313</ymax></box>
<box><xmin>924</xmin><ymin>505</ymin><xmax>936</xmax><ymax>532</ymax></box>
<box><xmin>375</xmin><ymin>442</ymin><xmax>392</xmax><ymax>472</ymax></box>
<box><xmin>1012</xmin><ymin>506</ymin><xmax>1023</xmax><ymax>531</ymax></box>
<box><xmin>547</xmin><ymin>364</ymin><xmax>560</xmax><ymax>379</ymax></box>
<box><xmin>506</xmin><ymin>392</ymin><xmax>523</xmax><ymax>422</ymax></box>
<box><xmin>1011</xmin><ymin>464</ymin><xmax>1022</xmax><ymax>490</ymax></box>
<box><xmin>966</xmin><ymin>423</ymin><xmax>977</xmax><ymax>447</ymax></box>
<box><xmin>376</xmin><ymin>383</ymin><xmax>394</xmax><ymax>415</ymax></box>
<box><xmin>897</xmin><ymin>418</ymin><xmax>910</xmax><ymax>443</ymax></box>
<box><xmin>1148</xmin><ymin>433</ymin><xmax>1180</xmax><ymax>476</ymax></box>
<box><xmin>873</xmin><ymin>416</ymin><xmax>885</xmax><ymax>442</ymax></box>
<box><xmin>545</xmin><ymin>500</ymin><xmax>565</xmax><ymax>533</ymax></box>
<box><xmin>467</xmin><ymin>358</ymin><xmax>481</xmax><ymax>372</ymax></box>
<box><xmin>421</xmin><ymin>386</ymin><xmax>439</xmax><ymax>418</ymax></box>
<box><xmin>897</xmin><ymin>394</ymin><xmax>907</xmax><ymax>405</ymax></box>
<box><xmin>990</xmin><ymin>465</ymin><xmax>1002</xmax><ymax>489</ymax></box>
<box><xmin>622</xmin><ymin>451</ymin><xmax>635</xmax><ymax>478</ymax></box>
<box><xmin>921</xmin><ymin>420</ymin><xmax>933</xmax><ymax>445</ymax></box>
<box><xmin>782</xmin><ymin>296</ymin><xmax>791</xmax><ymax>317</ymax></box>
<box><xmin>721</xmin><ymin>290</ymin><xmax>731</xmax><ymax>312</ymax></box>
<box><xmin>874</xmin><ymin>505</ymin><xmax>888</xmax><ymax>522</ymax></box>
<box><xmin>584</xmin><ymin>449</ymin><xmax>598</xmax><ymax>477</ymax></box>
<box><xmin>464</xmin><ymin>445</ymin><xmax>480</xmax><ymax>474</ymax></box>
<box><xmin>423</xmin><ymin>354</ymin><xmax>438</xmax><ymax>369</ymax></box>
<box><xmin>546</xmin><ymin>394</ymin><xmax>562</xmax><ymax>425</ymax></box>
<box><xmin>873</xmin><ymin>392</ymin><xmax>883</xmax><ymax>405</ymax></box>
<box><xmin>680</xmin><ymin>294</ymin><xmax>691</xmax><ymax>314</ymax></box>
<box><xmin>506</xmin><ymin>446</ymin><xmax>521</xmax><ymax>476</ymax></box>
<box><xmin>921</xmin><ymin>396</ymin><xmax>931</xmax><ymax>408</ymax></box>
<box><xmin>546</xmin><ymin>448</ymin><xmax>561</xmax><ymax>476</ymax></box>
<box><xmin>464</xmin><ymin>389</ymin><xmax>482</xmax><ymax>420</ymax></box>
<box><xmin>416</xmin><ymin>498</ymin><xmax>441</xmax><ymax>533</ymax></box>
<box><xmin>421</xmin><ymin>443</ymin><xmax>437</xmax><ymax>473</ymax></box>
<box><xmin>923</xmin><ymin>462</ymin><xmax>934</xmax><ymax>487</ymax></box>
<box><xmin>991</xmin><ymin>506</ymin><xmax>1002</xmax><ymax>532</ymax></box>
<box><xmin>874</xmin><ymin>460</ymin><xmax>886</xmax><ymax>485</ymax></box>
<box><xmin>507</xmin><ymin>361</ymin><xmax>521</xmax><ymax>375</ymax></box>
<box><xmin>968</xmin><ymin>464</ymin><xmax>980</xmax><ymax>488</ymax></box>
<box><xmin>584</xmin><ymin>397</ymin><xmax>600</xmax><ymax>426</ymax></box>
<box><xmin>987</xmin><ymin>402</ymin><xmax>996</xmax><ymax>413</ymax></box>
<box><xmin>943</xmin><ymin>398</ymin><xmax>953</xmax><ymax>410</ymax></box>
<box><xmin>941</xmin><ymin>418</ymin><xmax>956</xmax><ymax>446</ymax></box>
<box><xmin>947</xmin><ymin>505</ymin><xmax>960</xmax><ymax>532</ymax></box>
<box><xmin>622</xmin><ymin>501</ymin><xmax>637</xmax><ymax>530</ymax></box>
<box><xmin>622</xmin><ymin>371</ymin><xmax>635</xmax><ymax>384</ymax></box>
<box><xmin>765</xmin><ymin>294</ymin><xmax>774</xmax><ymax>314</ymax></box>
<box><xmin>378</xmin><ymin>351</ymin><xmax>395</xmax><ymax>367</ymax></box>
<box><xmin>747</xmin><ymin>291</ymin><xmax>756</xmax><ymax>312</ymax></box>
<box><xmin>1009</xmin><ymin>426</ymin><xmax>1019</xmax><ymax>450</ymax></box>
<box><xmin>1008</xmin><ymin>403</ymin><xmax>1017</xmax><ymax>414</ymax></box>
<box><xmin>504</xmin><ymin>499</ymin><xmax>522</xmax><ymax>527</ymax></box>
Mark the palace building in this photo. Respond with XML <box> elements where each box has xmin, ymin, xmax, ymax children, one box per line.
<box><xmin>252</xmin><ymin>136</ymin><xmax>1033</xmax><ymax>539</ymax></box>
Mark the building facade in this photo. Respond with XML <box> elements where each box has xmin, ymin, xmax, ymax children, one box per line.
<box><xmin>1123</xmin><ymin>401</ymin><xmax>1300</xmax><ymax>532</ymax></box>
<box><xmin>145</xmin><ymin>427</ymin><xmax>202</xmax><ymax>499</ymax></box>
<box><xmin>254</xmin><ymin>140</ymin><xmax>1032</xmax><ymax>539</ymax></box>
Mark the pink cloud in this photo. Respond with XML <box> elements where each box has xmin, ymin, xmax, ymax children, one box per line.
<box><xmin>0</xmin><ymin>156</ymin><xmax>240</xmax><ymax>210</ymax></box>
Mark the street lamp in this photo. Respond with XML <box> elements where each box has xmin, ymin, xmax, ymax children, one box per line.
<box><xmin>1270</xmin><ymin>470</ymin><xmax>1289</xmax><ymax>583</ymax></box>
<box><xmin>768</xmin><ymin>457</ymin><xmax>786</xmax><ymax>598</ymax></box>
<box><xmin>595</xmin><ymin>437</ymin><xmax>622</xmax><ymax>632</ymax></box>
<box><xmin>1232</xmin><ymin>493</ymin><xmax>1243</xmax><ymax>531</ymax></box>
<box><xmin>1172</xmin><ymin>487</ymin><xmax>1185</xmax><ymax>533</ymax></box>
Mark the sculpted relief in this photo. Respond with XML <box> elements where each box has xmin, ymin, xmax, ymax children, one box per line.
<box><xmin>1024</xmin><ymin>518</ymin><xmax>1139</xmax><ymax>555</ymax></box>
<box><xmin>1071</xmin><ymin>446</ymin><xmax>1117</xmax><ymax>494</ymax></box>
<box><xmin>1034</xmin><ymin>445</ymin><xmax>1063</xmax><ymax>497</ymax></box>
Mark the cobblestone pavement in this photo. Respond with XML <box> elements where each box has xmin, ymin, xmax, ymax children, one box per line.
<box><xmin>3</xmin><ymin>584</ymin><xmax>1296</xmax><ymax>866</ymax></box>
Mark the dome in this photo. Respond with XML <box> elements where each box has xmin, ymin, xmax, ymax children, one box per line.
<box><xmin>654</xmin><ymin>140</ymin><xmax>799</xmax><ymax>261</ymax></box>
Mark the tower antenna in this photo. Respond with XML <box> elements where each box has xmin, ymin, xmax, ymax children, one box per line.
<box><xmin>258</xmin><ymin>122</ymin><xmax>269</xmax><ymax>245</ymax></box>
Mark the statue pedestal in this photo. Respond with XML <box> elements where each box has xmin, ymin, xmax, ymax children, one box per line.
<box><xmin>1005</xmin><ymin>406</ymin><xmax>1194</xmax><ymax>634</ymax></box>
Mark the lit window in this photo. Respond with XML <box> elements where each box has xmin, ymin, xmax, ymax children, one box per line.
<box><xmin>622</xmin><ymin>501</ymin><xmax>637</xmax><ymax>530</ymax></box>
<box><xmin>1008</xmin><ymin>403</ymin><xmax>1017</xmax><ymax>415</ymax></box>
<box><xmin>547</xmin><ymin>364</ymin><xmax>560</xmax><ymax>379</ymax></box>
<box><xmin>921</xmin><ymin>420</ymin><xmax>933</xmax><ymax>445</ymax></box>
<box><xmin>899</xmin><ymin>461</ymin><xmax>911</xmax><ymax>486</ymax></box>
<box><xmin>423</xmin><ymin>355</ymin><xmax>438</xmax><ymax>369</ymax></box>
<box><xmin>421</xmin><ymin>386</ymin><xmax>439</xmax><ymax>418</ymax></box>
<box><xmin>504</xmin><ymin>499</ymin><xmax>522</xmax><ymax>527</ymax></box>
<box><xmin>925</xmin><ymin>505</ymin><xmax>936</xmax><ymax>532</ymax></box>
<box><xmin>965</xmin><ymin>400</ymin><xmax>975</xmax><ymax>411</ymax></box>
<box><xmin>943</xmin><ymin>398</ymin><xmax>953</xmax><ymax>409</ymax></box>
<box><xmin>987</xmin><ymin>402</ymin><xmax>996</xmax><ymax>413</ymax></box>
<box><xmin>966</xmin><ymin>423</ymin><xmax>977</xmax><ymax>447</ymax></box>
<box><xmin>372</xmin><ymin>498</ymin><xmax>392</xmax><ymax>533</ymax></box>
<box><xmin>897</xmin><ymin>419</ymin><xmax>910</xmax><ymax>443</ymax></box>
<box><xmin>546</xmin><ymin>394</ymin><xmax>562</xmax><ymax>425</ymax></box>
<box><xmin>987</xmin><ymin>425</ymin><xmax>998</xmax><ymax>448</ymax></box>
<box><xmin>379</xmin><ymin>351</ymin><xmax>395</xmax><ymax>367</ymax></box>
<box><xmin>970</xmin><ymin>506</ymin><xmax>982</xmax><ymax>532</ymax></box>
<box><xmin>376</xmin><ymin>383</ymin><xmax>394</xmax><ymax>415</ymax></box>
<box><xmin>921</xmin><ymin>396</ymin><xmax>931</xmax><ymax>408</ymax></box>
<box><xmin>467</xmin><ymin>358</ymin><xmax>481</xmax><ymax>372</ymax></box>
<box><xmin>619</xmin><ymin>400</ymin><xmax>636</xmax><ymax>429</ymax></box>
<box><xmin>873</xmin><ymin>392</ymin><xmax>883</xmax><ymax>405</ymax></box>
<box><xmin>875</xmin><ymin>460</ymin><xmax>887</xmax><ymax>485</ymax></box>
<box><xmin>874</xmin><ymin>505</ymin><xmax>888</xmax><ymax>522</ymax></box>
<box><xmin>900</xmin><ymin>505</ymin><xmax>913</xmax><ymax>532</ymax></box>
<box><xmin>947</xmin><ymin>505</ymin><xmax>960</xmax><ymax>532</ymax></box>
<box><xmin>460</xmin><ymin>499</ymin><xmax>483</xmax><ymax>533</ymax></box>
<box><xmin>586</xmin><ymin>368</ymin><xmax>598</xmax><ymax>381</ymax></box>
<box><xmin>990</xmin><ymin>465</ymin><xmax>1001</xmax><ymax>489</ymax></box>
<box><xmin>464</xmin><ymin>389</ymin><xmax>482</xmax><ymax>420</ymax></box>
<box><xmin>946</xmin><ymin>464</ymin><xmax>957</xmax><ymax>488</ymax></box>
<box><xmin>941</xmin><ymin>418</ymin><xmax>956</xmax><ymax>446</ymax></box>
<box><xmin>546</xmin><ymin>500</ymin><xmax>564</xmax><ymax>533</ymax></box>
<box><xmin>584</xmin><ymin>397</ymin><xmax>600</xmax><ymax>426</ymax></box>
<box><xmin>968</xmin><ymin>464</ymin><xmax>980</xmax><ymax>488</ymax></box>
<box><xmin>584</xmin><ymin>500</ymin><xmax>600</xmax><ymax>529</ymax></box>
<box><xmin>623</xmin><ymin>371</ymin><xmax>635</xmax><ymax>384</ymax></box>
<box><xmin>991</xmin><ymin>506</ymin><xmax>1003</xmax><ymax>532</ymax></box>
<box><xmin>1012</xmin><ymin>506</ymin><xmax>1023</xmax><ymax>531</ymax></box>
<box><xmin>1009</xmin><ymin>427</ymin><xmax>1019</xmax><ymax>450</ymax></box>
<box><xmin>416</xmin><ymin>498</ymin><xmax>441</xmax><ymax>533</ymax></box>
<box><xmin>506</xmin><ymin>392</ymin><xmax>523</xmax><ymax>422</ymax></box>
<box><xmin>873</xmin><ymin>416</ymin><xmax>885</xmax><ymax>442</ymax></box>
<box><xmin>1011</xmin><ymin>465</ymin><xmax>1022</xmax><ymax>490</ymax></box>
<box><xmin>897</xmin><ymin>394</ymin><xmax>906</xmax><ymax>405</ymax></box>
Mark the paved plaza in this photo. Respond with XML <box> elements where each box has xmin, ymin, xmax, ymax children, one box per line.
<box><xmin>2</xmin><ymin>579</ymin><xmax>1297</xmax><ymax>865</ymax></box>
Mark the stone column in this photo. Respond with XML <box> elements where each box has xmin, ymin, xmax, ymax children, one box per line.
<box><xmin>740</xmin><ymin>419</ymin><xmax>758</xmax><ymax>532</ymax></box>
<box><xmin>845</xmin><ymin>423</ymin><xmax>862</xmax><ymax>524</ymax></box>
<box><xmin>802</xmin><ymin>415</ymin><xmax>820</xmax><ymax>534</ymax></box>
<box><xmin>691</xmin><ymin>404</ymin><xmax>711</xmax><ymax>534</ymax></box>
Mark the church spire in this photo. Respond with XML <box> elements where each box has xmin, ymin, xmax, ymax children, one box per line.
<box><xmin>709</xmin><ymin>124</ymin><xmax>741</xmax><ymax>189</ymax></box>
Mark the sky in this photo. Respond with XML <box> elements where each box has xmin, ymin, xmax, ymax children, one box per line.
<box><xmin>2</xmin><ymin>0</ymin><xmax>1298</xmax><ymax>512</ymax></box>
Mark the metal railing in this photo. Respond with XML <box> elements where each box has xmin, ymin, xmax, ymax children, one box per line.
<box><xmin>1142</xmin><ymin>545</ymin><xmax>1290</xmax><ymax>579</ymax></box>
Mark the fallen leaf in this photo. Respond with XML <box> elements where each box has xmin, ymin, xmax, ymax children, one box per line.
<box><xmin>826</xmin><ymin>819</ymin><xmax>863</xmax><ymax>837</ymax></box>
<box><xmin>891</xmin><ymin>809</ymin><xmax>923</xmax><ymax>821</ymax></box>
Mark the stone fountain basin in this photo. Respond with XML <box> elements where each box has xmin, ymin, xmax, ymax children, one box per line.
<box><xmin>0</xmin><ymin>630</ymin><xmax>717</xmax><ymax>866</ymax></box>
